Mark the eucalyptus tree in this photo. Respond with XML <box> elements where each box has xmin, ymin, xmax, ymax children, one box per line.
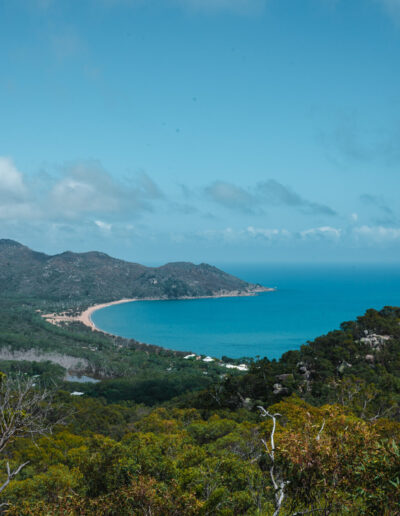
<box><xmin>0</xmin><ymin>374</ymin><xmax>60</xmax><ymax>506</ymax></box>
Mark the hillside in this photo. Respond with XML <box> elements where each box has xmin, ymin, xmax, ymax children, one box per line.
<box><xmin>1</xmin><ymin>241</ymin><xmax>399</xmax><ymax>514</ymax></box>
<box><xmin>185</xmin><ymin>305</ymin><xmax>400</xmax><ymax>420</ymax></box>
<box><xmin>1</xmin><ymin>303</ymin><xmax>400</xmax><ymax>514</ymax></box>
<box><xmin>0</xmin><ymin>240</ymin><xmax>268</xmax><ymax>302</ymax></box>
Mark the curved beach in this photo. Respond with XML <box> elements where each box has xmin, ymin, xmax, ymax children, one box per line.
<box><xmin>43</xmin><ymin>286</ymin><xmax>274</xmax><ymax>333</ymax></box>
<box><xmin>79</xmin><ymin>287</ymin><xmax>274</xmax><ymax>332</ymax></box>
<box><xmin>42</xmin><ymin>298</ymin><xmax>138</xmax><ymax>331</ymax></box>
<box><xmin>78</xmin><ymin>298</ymin><xmax>138</xmax><ymax>331</ymax></box>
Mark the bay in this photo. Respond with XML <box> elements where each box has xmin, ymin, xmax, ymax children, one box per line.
<box><xmin>91</xmin><ymin>264</ymin><xmax>400</xmax><ymax>359</ymax></box>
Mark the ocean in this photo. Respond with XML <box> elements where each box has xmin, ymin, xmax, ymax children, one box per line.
<box><xmin>91</xmin><ymin>264</ymin><xmax>400</xmax><ymax>359</ymax></box>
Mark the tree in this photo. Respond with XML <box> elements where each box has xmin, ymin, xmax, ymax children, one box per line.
<box><xmin>258</xmin><ymin>406</ymin><xmax>289</xmax><ymax>516</ymax></box>
<box><xmin>0</xmin><ymin>373</ymin><xmax>59</xmax><ymax>505</ymax></box>
<box><xmin>267</xmin><ymin>396</ymin><xmax>400</xmax><ymax>515</ymax></box>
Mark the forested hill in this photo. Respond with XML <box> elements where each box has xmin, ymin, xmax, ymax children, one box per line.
<box><xmin>0</xmin><ymin>239</ymin><xmax>266</xmax><ymax>302</ymax></box>
<box><xmin>186</xmin><ymin>305</ymin><xmax>400</xmax><ymax>419</ymax></box>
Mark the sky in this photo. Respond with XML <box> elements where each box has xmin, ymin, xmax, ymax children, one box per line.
<box><xmin>1</xmin><ymin>0</ymin><xmax>400</xmax><ymax>264</ymax></box>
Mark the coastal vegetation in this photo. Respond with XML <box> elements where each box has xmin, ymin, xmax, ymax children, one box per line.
<box><xmin>1</xmin><ymin>302</ymin><xmax>399</xmax><ymax>513</ymax></box>
<box><xmin>0</xmin><ymin>298</ymin><xmax>235</xmax><ymax>405</ymax></box>
<box><xmin>2</xmin><ymin>387</ymin><xmax>400</xmax><ymax>515</ymax></box>
<box><xmin>0</xmin><ymin>241</ymin><xmax>399</xmax><ymax>513</ymax></box>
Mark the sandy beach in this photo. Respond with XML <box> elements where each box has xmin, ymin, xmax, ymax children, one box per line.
<box><xmin>77</xmin><ymin>298</ymin><xmax>138</xmax><ymax>330</ymax></box>
<box><xmin>43</xmin><ymin>286</ymin><xmax>275</xmax><ymax>333</ymax></box>
<box><xmin>42</xmin><ymin>298</ymin><xmax>138</xmax><ymax>331</ymax></box>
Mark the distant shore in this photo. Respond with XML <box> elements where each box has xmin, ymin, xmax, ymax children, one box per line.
<box><xmin>43</xmin><ymin>286</ymin><xmax>275</xmax><ymax>333</ymax></box>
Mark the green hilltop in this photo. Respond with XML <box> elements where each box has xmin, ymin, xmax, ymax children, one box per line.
<box><xmin>0</xmin><ymin>239</ymin><xmax>265</xmax><ymax>302</ymax></box>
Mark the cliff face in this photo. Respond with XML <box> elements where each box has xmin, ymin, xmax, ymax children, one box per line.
<box><xmin>0</xmin><ymin>240</ymin><xmax>266</xmax><ymax>302</ymax></box>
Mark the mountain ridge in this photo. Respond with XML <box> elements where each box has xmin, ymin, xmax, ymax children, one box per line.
<box><xmin>0</xmin><ymin>239</ymin><xmax>270</xmax><ymax>302</ymax></box>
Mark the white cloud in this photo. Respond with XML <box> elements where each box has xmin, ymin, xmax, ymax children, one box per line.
<box><xmin>246</xmin><ymin>226</ymin><xmax>286</xmax><ymax>239</ymax></box>
<box><xmin>300</xmin><ymin>226</ymin><xmax>342</xmax><ymax>239</ymax></box>
<box><xmin>49</xmin><ymin>162</ymin><xmax>122</xmax><ymax>218</ymax></box>
<box><xmin>197</xmin><ymin>226</ymin><xmax>290</xmax><ymax>242</ymax></box>
<box><xmin>48</xmin><ymin>161</ymin><xmax>163</xmax><ymax>220</ymax></box>
<box><xmin>94</xmin><ymin>220</ymin><xmax>112</xmax><ymax>231</ymax></box>
<box><xmin>0</xmin><ymin>157</ymin><xmax>39</xmax><ymax>221</ymax></box>
<box><xmin>0</xmin><ymin>157</ymin><xmax>28</xmax><ymax>201</ymax></box>
<box><xmin>0</xmin><ymin>157</ymin><xmax>163</xmax><ymax>224</ymax></box>
<box><xmin>353</xmin><ymin>225</ymin><xmax>400</xmax><ymax>242</ymax></box>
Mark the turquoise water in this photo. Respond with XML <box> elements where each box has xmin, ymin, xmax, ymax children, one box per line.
<box><xmin>65</xmin><ymin>374</ymin><xmax>100</xmax><ymax>383</ymax></box>
<box><xmin>92</xmin><ymin>264</ymin><xmax>400</xmax><ymax>359</ymax></box>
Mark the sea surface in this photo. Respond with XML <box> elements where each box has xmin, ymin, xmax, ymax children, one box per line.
<box><xmin>92</xmin><ymin>264</ymin><xmax>400</xmax><ymax>360</ymax></box>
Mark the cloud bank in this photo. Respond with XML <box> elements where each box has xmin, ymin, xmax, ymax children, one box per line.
<box><xmin>257</xmin><ymin>180</ymin><xmax>336</xmax><ymax>215</ymax></box>
<box><xmin>0</xmin><ymin>158</ymin><xmax>163</xmax><ymax>224</ymax></box>
<box><xmin>0</xmin><ymin>157</ymin><xmax>36</xmax><ymax>220</ymax></box>
<box><xmin>204</xmin><ymin>178</ymin><xmax>336</xmax><ymax>216</ymax></box>
<box><xmin>205</xmin><ymin>181</ymin><xmax>256</xmax><ymax>213</ymax></box>
<box><xmin>1</xmin><ymin>157</ymin><xmax>399</xmax><ymax>261</ymax></box>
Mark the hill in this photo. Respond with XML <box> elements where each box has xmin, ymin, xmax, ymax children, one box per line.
<box><xmin>186</xmin><ymin>305</ymin><xmax>400</xmax><ymax>420</ymax></box>
<box><xmin>1</xmin><ymin>303</ymin><xmax>400</xmax><ymax>515</ymax></box>
<box><xmin>0</xmin><ymin>239</ymin><xmax>268</xmax><ymax>302</ymax></box>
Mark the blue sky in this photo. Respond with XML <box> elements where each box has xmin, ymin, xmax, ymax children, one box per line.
<box><xmin>1</xmin><ymin>0</ymin><xmax>400</xmax><ymax>264</ymax></box>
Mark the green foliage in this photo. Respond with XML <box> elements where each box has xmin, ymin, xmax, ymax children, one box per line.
<box><xmin>1</xmin><ymin>291</ymin><xmax>400</xmax><ymax>513</ymax></box>
<box><xmin>0</xmin><ymin>299</ymin><xmax>240</xmax><ymax>406</ymax></box>
<box><xmin>0</xmin><ymin>239</ymin><xmax>255</xmax><ymax>303</ymax></box>
<box><xmin>0</xmin><ymin>360</ymin><xmax>65</xmax><ymax>386</ymax></box>
<box><xmin>5</xmin><ymin>397</ymin><xmax>400</xmax><ymax>515</ymax></box>
<box><xmin>265</xmin><ymin>396</ymin><xmax>400</xmax><ymax>514</ymax></box>
<box><xmin>186</xmin><ymin>306</ymin><xmax>400</xmax><ymax>420</ymax></box>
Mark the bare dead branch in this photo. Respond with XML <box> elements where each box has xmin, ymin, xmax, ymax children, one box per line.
<box><xmin>258</xmin><ymin>406</ymin><xmax>288</xmax><ymax>516</ymax></box>
<box><xmin>316</xmin><ymin>419</ymin><xmax>325</xmax><ymax>442</ymax></box>
<box><xmin>0</xmin><ymin>460</ymin><xmax>30</xmax><ymax>494</ymax></box>
<box><xmin>0</xmin><ymin>374</ymin><xmax>63</xmax><ymax>501</ymax></box>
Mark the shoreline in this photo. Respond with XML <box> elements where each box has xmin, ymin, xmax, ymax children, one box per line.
<box><xmin>43</xmin><ymin>286</ymin><xmax>275</xmax><ymax>334</ymax></box>
<box><xmin>79</xmin><ymin>298</ymin><xmax>138</xmax><ymax>331</ymax></box>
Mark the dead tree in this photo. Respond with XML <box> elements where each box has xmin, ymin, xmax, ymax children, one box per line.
<box><xmin>258</xmin><ymin>406</ymin><xmax>289</xmax><ymax>516</ymax></box>
<box><xmin>0</xmin><ymin>374</ymin><xmax>60</xmax><ymax>501</ymax></box>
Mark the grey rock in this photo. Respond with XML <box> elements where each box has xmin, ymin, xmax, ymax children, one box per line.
<box><xmin>273</xmin><ymin>383</ymin><xmax>289</xmax><ymax>395</ymax></box>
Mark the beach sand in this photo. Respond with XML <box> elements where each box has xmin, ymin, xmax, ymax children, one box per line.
<box><xmin>42</xmin><ymin>298</ymin><xmax>138</xmax><ymax>331</ymax></box>
<box><xmin>77</xmin><ymin>298</ymin><xmax>137</xmax><ymax>330</ymax></box>
<box><xmin>43</xmin><ymin>286</ymin><xmax>275</xmax><ymax>332</ymax></box>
